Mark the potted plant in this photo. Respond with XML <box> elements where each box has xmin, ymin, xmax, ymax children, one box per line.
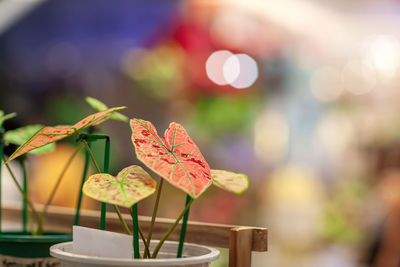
<box><xmin>3</xmin><ymin>98</ymin><xmax>249</xmax><ymax>266</ymax></box>
<box><xmin>49</xmin><ymin>114</ymin><xmax>249</xmax><ymax>266</ymax></box>
<box><xmin>0</xmin><ymin>104</ymin><xmax>126</xmax><ymax>265</ymax></box>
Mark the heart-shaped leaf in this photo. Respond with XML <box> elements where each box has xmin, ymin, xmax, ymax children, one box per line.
<box><xmin>4</xmin><ymin>125</ymin><xmax>55</xmax><ymax>155</ymax></box>
<box><xmin>130</xmin><ymin>119</ymin><xmax>212</xmax><ymax>199</ymax></box>
<box><xmin>86</xmin><ymin>96</ymin><xmax>128</xmax><ymax>122</ymax></box>
<box><xmin>6</xmin><ymin>107</ymin><xmax>126</xmax><ymax>162</ymax></box>
<box><xmin>211</xmin><ymin>169</ymin><xmax>249</xmax><ymax>195</ymax></box>
<box><xmin>83</xmin><ymin>165</ymin><xmax>157</xmax><ymax>207</ymax></box>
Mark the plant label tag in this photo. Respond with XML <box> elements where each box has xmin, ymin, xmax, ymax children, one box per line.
<box><xmin>73</xmin><ymin>226</ymin><xmax>132</xmax><ymax>258</ymax></box>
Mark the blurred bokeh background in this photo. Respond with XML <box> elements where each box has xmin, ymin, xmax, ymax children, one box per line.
<box><xmin>1</xmin><ymin>0</ymin><xmax>400</xmax><ymax>266</ymax></box>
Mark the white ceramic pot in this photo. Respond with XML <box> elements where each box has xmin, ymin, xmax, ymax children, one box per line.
<box><xmin>50</xmin><ymin>240</ymin><xmax>220</xmax><ymax>267</ymax></box>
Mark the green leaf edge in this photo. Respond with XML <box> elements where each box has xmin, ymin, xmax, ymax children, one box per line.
<box><xmin>211</xmin><ymin>169</ymin><xmax>249</xmax><ymax>195</ymax></box>
<box><xmin>130</xmin><ymin>118</ymin><xmax>212</xmax><ymax>199</ymax></box>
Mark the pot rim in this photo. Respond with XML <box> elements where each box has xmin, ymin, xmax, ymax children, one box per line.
<box><xmin>0</xmin><ymin>231</ymin><xmax>72</xmax><ymax>243</ymax></box>
<box><xmin>50</xmin><ymin>241</ymin><xmax>220</xmax><ymax>266</ymax></box>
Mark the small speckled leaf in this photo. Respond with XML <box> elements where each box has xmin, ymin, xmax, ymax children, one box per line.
<box><xmin>83</xmin><ymin>165</ymin><xmax>157</xmax><ymax>207</ymax></box>
<box><xmin>6</xmin><ymin>107</ymin><xmax>126</xmax><ymax>162</ymax></box>
<box><xmin>211</xmin><ymin>169</ymin><xmax>249</xmax><ymax>195</ymax></box>
<box><xmin>86</xmin><ymin>96</ymin><xmax>128</xmax><ymax>122</ymax></box>
<box><xmin>4</xmin><ymin>125</ymin><xmax>55</xmax><ymax>155</ymax></box>
<box><xmin>130</xmin><ymin>119</ymin><xmax>212</xmax><ymax>199</ymax></box>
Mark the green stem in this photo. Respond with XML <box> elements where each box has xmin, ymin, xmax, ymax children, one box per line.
<box><xmin>177</xmin><ymin>194</ymin><xmax>192</xmax><ymax>257</ymax></box>
<box><xmin>74</xmin><ymin>144</ymin><xmax>91</xmax><ymax>226</ymax></box>
<box><xmin>138</xmin><ymin>224</ymin><xmax>151</xmax><ymax>259</ymax></box>
<box><xmin>129</xmin><ymin>206</ymin><xmax>151</xmax><ymax>258</ymax></box>
<box><xmin>100</xmin><ymin>203</ymin><xmax>106</xmax><ymax>230</ymax></box>
<box><xmin>151</xmin><ymin>198</ymin><xmax>194</xmax><ymax>258</ymax></box>
<box><xmin>21</xmin><ymin>159</ymin><xmax>28</xmax><ymax>233</ymax></box>
<box><xmin>40</xmin><ymin>143</ymin><xmax>83</xmax><ymax>228</ymax></box>
<box><xmin>81</xmin><ymin>140</ymin><xmax>101</xmax><ymax>173</ymax></box>
<box><xmin>3</xmin><ymin>158</ymin><xmax>42</xmax><ymax>233</ymax></box>
<box><xmin>0</xmin><ymin>135</ymin><xmax>3</xmax><ymax>233</ymax></box>
<box><xmin>114</xmin><ymin>205</ymin><xmax>131</xmax><ymax>235</ymax></box>
<box><xmin>101</xmin><ymin>137</ymin><xmax>110</xmax><ymax>230</ymax></box>
<box><xmin>81</xmin><ymin>139</ymin><xmax>105</xmax><ymax>229</ymax></box>
<box><xmin>80</xmin><ymin>138</ymin><xmax>130</xmax><ymax>234</ymax></box>
<box><xmin>131</xmin><ymin>204</ymin><xmax>140</xmax><ymax>259</ymax></box>
<box><xmin>144</xmin><ymin>178</ymin><xmax>164</xmax><ymax>258</ymax></box>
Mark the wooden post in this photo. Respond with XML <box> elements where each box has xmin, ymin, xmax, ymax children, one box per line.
<box><xmin>229</xmin><ymin>227</ymin><xmax>254</xmax><ymax>267</ymax></box>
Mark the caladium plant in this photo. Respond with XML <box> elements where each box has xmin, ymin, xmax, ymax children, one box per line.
<box><xmin>1</xmin><ymin>106</ymin><xmax>127</xmax><ymax>234</ymax></box>
<box><xmin>2</xmin><ymin>101</ymin><xmax>249</xmax><ymax>260</ymax></box>
<box><xmin>81</xmin><ymin>117</ymin><xmax>248</xmax><ymax>259</ymax></box>
<box><xmin>130</xmin><ymin>119</ymin><xmax>249</xmax><ymax>196</ymax></box>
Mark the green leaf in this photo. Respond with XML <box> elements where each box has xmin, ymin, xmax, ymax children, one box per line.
<box><xmin>4</xmin><ymin>125</ymin><xmax>55</xmax><ymax>155</ymax></box>
<box><xmin>83</xmin><ymin>165</ymin><xmax>157</xmax><ymax>207</ymax></box>
<box><xmin>211</xmin><ymin>169</ymin><xmax>249</xmax><ymax>194</ymax></box>
<box><xmin>86</xmin><ymin>96</ymin><xmax>108</xmax><ymax>111</ymax></box>
<box><xmin>86</xmin><ymin>96</ymin><xmax>128</xmax><ymax>122</ymax></box>
<box><xmin>109</xmin><ymin>112</ymin><xmax>129</xmax><ymax>122</ymax></box>
<box><xmin>0</xmin><ymin>112</ymin><xmax>17</xmax><ymax>127</ymax></box>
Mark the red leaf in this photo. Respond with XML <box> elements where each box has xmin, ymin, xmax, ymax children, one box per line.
<box><xmin>7</xmin><ymin>107</ymin><xmax>125</xmax><ymax>162</ymax></box>
<box><xmin>130</xmin><ymin>119</ymin><xmax>212</xmax><ymax>198</ymax></box>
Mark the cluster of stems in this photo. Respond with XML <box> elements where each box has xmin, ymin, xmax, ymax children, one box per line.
<box><xmin>2</xmin><ymin>142</ymin><xmax>83</xmax><ymax>235</ymax></box>
<box><xmin>81</xmin><ymin>137</ymin><xmax>193</xmax><ymax>259</ymax></box>
<box><xmin>1</xmin><ymin>130</ymin><xmax>192</xmax><ymax>259</ymax></box>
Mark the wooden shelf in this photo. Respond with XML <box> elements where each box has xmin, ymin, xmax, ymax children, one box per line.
<box><xmin>2</xmin><ymin>203</ymin><xmax>268</xmax><ymax>266</ymax></box>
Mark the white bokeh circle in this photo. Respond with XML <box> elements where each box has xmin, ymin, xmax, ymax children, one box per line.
<box><xmin>205</xmin><ymin>50</ymin><xmax>233</xmax><ymax>85</ymax></box>
<box><xmin>228</xmin><ymin>54</ymin><xmax>258</xmax><ymax>89</ymax></box>
<box><xmin>206</xmin><ymin>50</ymin><xmax>258</xmax><ymax>89</ymax></box>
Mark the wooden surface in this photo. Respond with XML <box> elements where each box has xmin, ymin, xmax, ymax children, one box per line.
<box><xmin>2</xmin><ymin>203</ymin><xmax>268</xmax><ymax>266</ymax></box>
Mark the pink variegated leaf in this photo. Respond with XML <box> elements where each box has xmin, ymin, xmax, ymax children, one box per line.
<box><xmin>211</xmin><ymin>169</ymin><xmax>249</xmax><ymax>195</ymax></box>
<box><xmin>4</xmin><ymin>125</ymin><xmax>55</xmax><ymax>155</ymax></box>
<box><xmin>130</xmin><ymin>119</ymin><xmax>212</xmax><ymax>199</ymax></box>
<box><xmin>83</xmin><ymin>165</ymin><xmax>156</xmax><ymax>207</ymax></box>
<box><xmin>6</xmin><ymin>107</ymin><xmax>126</xmax><ymax>162</ymax></box>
